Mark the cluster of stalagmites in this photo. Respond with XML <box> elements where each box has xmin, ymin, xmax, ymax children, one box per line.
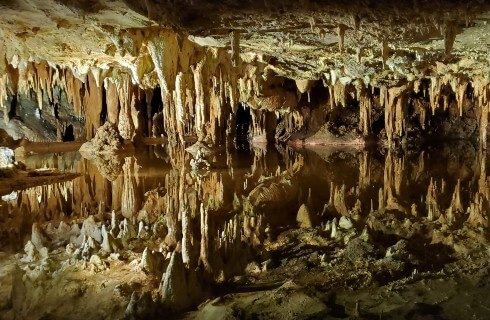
<box><xmin>15</xmin><ymin>198</ymin><xmax>265</xmax><ymax>315</ymax></box>
<box><xmin>0</xmin><ymin>28</ymin><xmax>488</xmax><ymax>147</ymax></box>
<box><xmin>18</xmin><ymin>212</ymin><xmax>202</xmax><ymax>313</ymax></box>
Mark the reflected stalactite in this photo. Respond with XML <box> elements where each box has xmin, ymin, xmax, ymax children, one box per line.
<box><xmin>121</xmin><ymin>157</ymin><xmax>140</xmax><ymax>218</ymax></box>
<box><xmin>382</xmin><ymin>151</ymin><xmax>408</xmax><ymax>214</ymax></box>
<box><xmin>2</xmin><ymin>141</ymin><xmax>489</xmax><ymax>293</ymax></box>
<box><xmin>359</xmin><ymin>151</ymin><xmax>371</xmax><ymax>190</ymax></box>
<box><xmin>467</xmin><ymin>148</ymin><xmax>490</xmax><ymax>228</ymax></box>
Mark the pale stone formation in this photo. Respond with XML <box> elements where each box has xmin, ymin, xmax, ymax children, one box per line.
<box><xmin>297</xmin><ymin>204</ymin><xmax>313</xmax><ymax>228</ymax></box>
<box><xmin>79</xmin><ymin>122</ymin><xmax>124</xmax><ymax>155</ymax></box>
<box><xmin>0</xmin><ymin>2</ymin><xmax>489</xmax><ymax>319</ymax></box>
<box><xmin>0</xmin><ymin>1</ymin><xmax>488</xmax><ymax>148</ymax></box>
<box><xmin>80</xmin><ymin>216</ymin><xmax>102</xmax><ymax>244</ymax></box>
<box><xmin>0</xmin><ymin>147</ymin><xmax>15</xmax><ymax>168</ymax></box>
<box><xmin>160</xmin><ymin>251</ymin><xmax>203</xmax><ymax>311</ymax></box>
<box><xmin>121</xmin><ymin>157</ymin><xmax>140</xmax><ymax>218</ymax></box>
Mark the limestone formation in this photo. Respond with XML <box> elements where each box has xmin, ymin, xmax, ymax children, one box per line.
<box><xmin>0</xmin><ymin>2</ymin><xmax>490</xmax><ymax>320</ymax></box>
<box><xmin>160</xmin><ymin>251</ymin><xmax>203</xmax><ymax>311</ymax></box>
<box><xmin>297</xmin><ymin>204</ymin><xmax>313</xmax><ymax>228</ymax></box>
<box><xmin>0</xmin><ymin>147</ymin><xmax>15</xmax><ymax>169</ymax></box>
<box><xmin>80</xmin><ymin>216</ymin><xmax>102</xmax><ymax>244</ymax></box>
<box><xmin>0</xmin><ymin>2</ymin><xmax>488</xmax><ymax>148</ymax></box>
<box><xmin>79</xmin><ymin>122</ymin><xmax>125</xmax><ymax>155</ymax></box>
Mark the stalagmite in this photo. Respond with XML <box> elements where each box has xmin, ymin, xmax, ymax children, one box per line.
<box><xmin>297</xmin><ymin>204</ymin><xmax>312</xmax><ymax>228</ymax></box>
<box><xmin>378</xmin><ymin>188</ymin><xmax>386</xmax><ymax>212</ymax></box>
<box><xmin>199</xmin><ymin>203</ymin><xmax>211</xmax><ymax>273</ymax></box>
<box><xmin>81</xmin><ymin>216</ymin><xmax>102</xmax><ymax>243</ymax></box>
<box><xmin>140</xmin><ymin>247</ymin><xmax>166</xmax><ymax>275</ymax></box>
<box><xmin>31</xmin><ymin>223</ymin><xmax>47</xmax><ymax>250</ymax></box>
<box><xmin>445</xmin><ymin>180</ymin><xmax>463</xmax><ymax>224</ymax></box>
<box><xmin>118</xmin><ymin>218</ymin><xmax>137</xmax><ymax>241</ymax></box>
<box><xmin>137</xmin><ymin>221</ymin><xmax>149</xmax><ymax>239</ymax></box>
<box><xmin>330</xmin><ymin>217</ymin><xmax>338</xmax><ymax>239</ymax></box>
<box><xmin>332</xmin><ymin>184</ymin><xmax>348</xmax><ymax>216</ymax></box>
<box><xmin>426</xmin><ymin>178</ymin><xmax>441</xmax><ymax>221</ymax></box>
<box><xmin>2</xmin><ymin>4</ymin><xmax>490</xmax><ymax>318</ymax></box>
<box><xmin>160</xmin><ymin>251</ymin><xmax>202</xmax><ymax>311</ymax></box>
<box><xmin>339</xmin><ymin>216</ymin><xmax>353</xmax><ymax>230</ymax></box>
<box><xmin>110</xmin><ymin>211</ymin><xmax>119</xmax><ymax>236</ymax></box>
<box><xmin>101</xmin><ymin>225</ymin><xmax>119</xmax><ymax>253</ymax></box>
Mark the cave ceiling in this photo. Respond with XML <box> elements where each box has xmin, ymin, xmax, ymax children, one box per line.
<box><xmin>1</xmin><ymin>0</ymin><xmax>489</xmax><ymax>85</ymax></box>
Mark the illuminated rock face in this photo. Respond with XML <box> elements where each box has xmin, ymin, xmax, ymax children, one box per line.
<box><xmin>1</xmin><ymin>4</ymin><xmax>490</xmax><ymax>318</ymax></box>
<box><xmin>0</xmin><ymin>1</ymin><xmax>488</xmax><ymax>147</ymax></box>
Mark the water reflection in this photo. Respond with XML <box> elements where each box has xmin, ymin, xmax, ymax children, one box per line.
<box><xmin>0</xmin><ymin>143</ymin><xmax>490</xmax><ymax>318</ymax></box>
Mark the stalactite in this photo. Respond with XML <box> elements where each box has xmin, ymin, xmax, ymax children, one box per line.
<box><xmin>230</xmin><ymin>30</ymin><xmax>240</xmax><ymax>67</ymax></box>
<box><xmin>358</xmin><ymin>83</ymin><xmax>372</xmax><ymax>135</ymax></box>
<box><xmin>192</xmin><ymin>59</ymin><xmax>206</xmax><ymax>141</ymax></box>
<box><xmin>105</xmin><ymin>80</ymin><xmax>120</xmax><ymax>124</ymax></box>
<box><xmin>1</xmin><ymin>28</ymin><xmax>488</xmax><ymax>148</ymax></box>
<box><xmin>381</xmin><ymin>40</ymin><xmax>390</xmax><ymax>69</ymax></box>
<box><xmin>83</xmin><ymin>72</ymin><xmax>103</xmax><ymax>139</ymax></box>
<box><xmin>443</xmin><ymin>21</ymin><xmax>457</xmax><ymax>56</ymax></box>
<box><xmin>474</xmin><ymin>78</ymin><xmax>490</xmax><ymax>148</ymax></box>
<box><xmin>337</xmin><ymin>24</ymin><xmax>347</xmax><ymax>53</ymax></box>
<box><xmin>450</xmin><ymin>78</ymin><xmax>468</xmax><ymax>117</ymax></box>
<box><xmin>383</xmin><ymin>83</ymin><xmax>410</xmax><ymax>147</ymax></box>
<box><xmin>0</xmin><ymin>74</ymin><xmax>11</xmax><ymax>124</ymax></box>
<box><xmin>329</xmin><ymin>82</ymin><xmax>348</xmax><ymax>109</ymax></box>
<box><xmin>116</xmin><ymin>75</ymin><xmax>137</xmax><ymax>141</ymax></box>
<box><xmin>175</xmin><ymin>72</ymin><xmax>186</xmax><ymax>144</ymax></box>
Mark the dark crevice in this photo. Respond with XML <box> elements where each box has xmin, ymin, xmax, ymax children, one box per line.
<box><xmin>151</xmin><ymin>86</ymin><xmax>163</xmax><ymax>115</ymax></box>
<box><xmin>235</xmin><ymin>104</ymin><xmax>252</xmax><ymax>150</ymax></box>
<box><xmin>8</xmin><ymin>95</ymin><xmax>17</xmax><ymax>119</ymax></box>
<box><xmin>100</xmin><ymin>85</ymin><xmax>107</xmax><ymax>125</ymax></box>
<box><xmin>62</xmin><ymin>124</ymin><xmax>75</xmax><ymax>141</ymax></box>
